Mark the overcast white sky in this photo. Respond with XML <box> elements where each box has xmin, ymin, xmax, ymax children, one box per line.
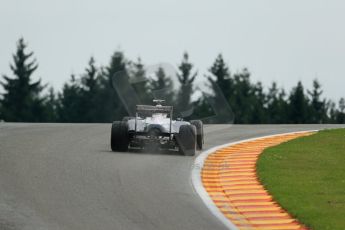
<box><xmin>1</xmin><ymin>0</ymin><xmax>344</xmax><ymax>101</ymax></box>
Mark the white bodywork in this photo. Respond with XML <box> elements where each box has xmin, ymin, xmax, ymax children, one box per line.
<box><xmin>127</xmin><ymin>113</ymin><xmax>189</xmax><ymax>134</ymax></box>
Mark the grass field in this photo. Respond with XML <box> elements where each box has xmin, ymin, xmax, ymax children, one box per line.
<box><xmin>257</xmin><ymin>129</ymin><xmax>345</xmax><ymax>230</ymax></box>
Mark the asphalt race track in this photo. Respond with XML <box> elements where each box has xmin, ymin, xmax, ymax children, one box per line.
<box><xmin>0</xmin><ymin>124</ymin><xmax>344</xmax><ymax>230</ymax></box>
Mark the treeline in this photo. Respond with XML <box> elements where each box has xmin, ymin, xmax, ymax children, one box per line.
<box><xmin>0</xmin><ymin>38</ymin><xmax>344</xmax><ymax>124</ymax></box>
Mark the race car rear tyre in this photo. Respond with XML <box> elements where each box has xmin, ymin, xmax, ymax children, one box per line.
<box><xmin>111</xmin><ymin>121</ymin><xmax>129</xmax><ymax>152</ymax></box>
<box><xmin>190</xmin><ymin>120</ymin><xmax>204</xmax><ymax>150</ymax></box>
<box><xmin>176</xmin><ymin>125</ymin><xmax>196</xmax><ymax>156</ymax></box>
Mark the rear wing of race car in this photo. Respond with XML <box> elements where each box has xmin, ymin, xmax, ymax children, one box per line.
<box><xmin>136</xmin><ymin>105</ymin><xmax>173</xmax><ymax>116</ymax></box>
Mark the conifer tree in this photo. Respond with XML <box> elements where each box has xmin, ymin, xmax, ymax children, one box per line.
<box><xmin>339</xmin><ymin>98</ymin><xmax>345</xmax><ymax>113</ymax></box>
<box><xmin>205</xmin><ymin>54</ymin><xmax>235</xmax><ymax>123</ymax></box>
<box><xmin>57</xmin><ymin>75</ymin><xmax>82</xmax><ymax>122</ymax></box>
<box><xmin>82</xmin><ymin>57</ymin><xmax>98</xmax><ymax>94</ymax></box>
<box><xmin>130</xmin><ymin>58</ymin><xmax>151</xmax><ymax>104</ymax></box>
<box><xmin>99</xmin><ymin>51</ymin><xmax>128</xmax><ymax>121</ymax></box>
<box><xmin>327</xmin><ymin>100</ymin><xmax>337</xmax><ymax>123</ymax></box>
<box><xmin>0</xmin><ymin>38</ymin><xmax>46</xmax><ymax>122</ymax></box>
<box><xmin>231</xmin><ymin>68</ymin><xmax>253</xmax><ymax>123</ymax></box>
<box><xmin>176</xmin><ymin>52</ymin><xmax>197</xmax><ymax>117</ymax></box>
<box><xmin>251</xmin><ymin>81</ymin><xmax>267</xmax><ymax>123</ymax></box>
<box><xmin>207</xmin><ymin>54</ymin><xmax>233</xmax><ymax>101</ymax></box>
<box><xmin>267</xmin><ymin>82</ymin><xmax>288</xmax><ymax>123</ymax></box>
<box><xmin>336</xmin><ymin>98</ymin><xmax>345</xmax><ymax>123</ymax></box>
<box><xmin>150</xmin><ymin>66</ymin><xmax>175</xmax><ymax>104</ymax></box>
<box><xmin>288</xmin><ymin>81</ymin><xmax>309</xmax><ymax>123</ymax></box>
<box><xmin>308</xmin><ymin>79</ymin><xmax>327</xmax><ymax>123</ymax></box>
<box><xmin>80</xmin><ymin>57</ymin><xmax>102</xmax><ymax>122</ymax></box>
<box><xmin>43</xmin><ymin>87</ymin><xmax>58</xmax><ymax>122</ymax></box>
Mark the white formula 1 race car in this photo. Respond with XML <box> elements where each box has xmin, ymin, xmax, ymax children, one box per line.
<box><xmin>110</xmin><ymin>100</ymin><xmax>204</xmax><ymax>156</ymax></box>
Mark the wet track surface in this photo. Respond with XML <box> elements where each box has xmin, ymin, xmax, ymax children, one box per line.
<box><xmin>0</xmin><ymin>124</ymin><xmax>344</xmax><ymax>230</ymax></box>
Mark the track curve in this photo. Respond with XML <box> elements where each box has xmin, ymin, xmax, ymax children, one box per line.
<box><xmin>0</xmin><ymin>124</ymin><xmax>344</xmax><ymax>230</ymax></box>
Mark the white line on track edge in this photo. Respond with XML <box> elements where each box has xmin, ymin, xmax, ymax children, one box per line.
<box><xmin>191</xmin><ymin>129</ymin><xmax>319</xmax><ymax>230</ymax></box>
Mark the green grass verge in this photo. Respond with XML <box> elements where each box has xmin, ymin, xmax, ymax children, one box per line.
<box><xmin>257</xmin><ymin>129</ymin><xmax>345</xmax><ymax>230</ymax></box>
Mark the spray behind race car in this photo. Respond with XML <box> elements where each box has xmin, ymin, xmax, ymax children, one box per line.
<box><xmin>110</xmin><ymin>99</ymin><xmax>204</xmax><ymax>156</ymax></box>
